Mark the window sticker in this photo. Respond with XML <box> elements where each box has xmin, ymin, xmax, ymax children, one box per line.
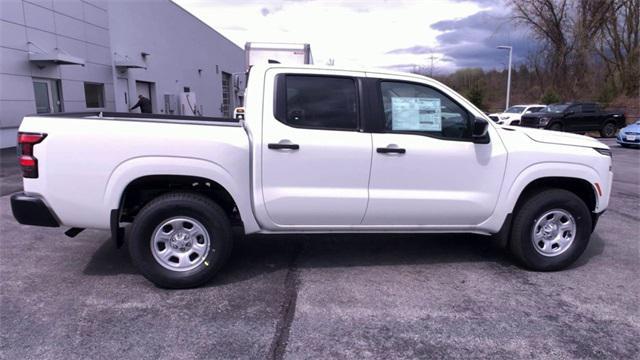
<box><xmin>391</xmin><ymin>97</ymin><xmax>442</xmax><ymax>131</ymax></box>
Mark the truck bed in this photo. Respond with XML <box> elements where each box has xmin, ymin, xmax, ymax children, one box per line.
<box><xmin>19</xmin><ymin>113</ymin><xmax>250</xmax><ymax>229</ymax></box>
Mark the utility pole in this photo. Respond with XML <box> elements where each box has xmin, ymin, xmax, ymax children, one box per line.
<box><xmin>427</xmin><ymin>53</ymin><xmax>437</xmax><ymax>77</ymax></box>
<box><xmin>497</xmin><ymin>45</ymin><xmax>512</xmax><ymax>110</ymax></box>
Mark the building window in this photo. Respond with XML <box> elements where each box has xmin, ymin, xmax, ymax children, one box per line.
<box><xmin>84</xmin><ymin>83</ymin><xmax>104</xmax><ymax>108</ymax></box>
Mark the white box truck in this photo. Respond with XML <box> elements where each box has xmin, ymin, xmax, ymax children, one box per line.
<box><xmin>245</xmin><ymin>42</ymin><xmax>313</xmax><ymax>67</ymax></box>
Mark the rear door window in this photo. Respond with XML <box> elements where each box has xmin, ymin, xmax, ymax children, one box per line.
<box><xmin>275</xmin><ymin>75</ymin><xmax>358</xmax><ymax>130</ymax></box>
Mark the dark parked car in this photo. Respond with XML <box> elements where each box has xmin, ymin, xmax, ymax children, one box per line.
<box><xmin>520</xmin><ymin>102</ymin><xmax>626</xmax><ymax>137</ymax></box>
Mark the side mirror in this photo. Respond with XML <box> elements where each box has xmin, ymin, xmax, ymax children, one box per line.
<box><xmin>472</xmin><ymin>117</ymin><xmax>490</xmax><ymax>144</ymax></box>
<box><xmin>565</xmin><ymin>111</ymin><xmax>575</xmax><ymax>116</ymax></box>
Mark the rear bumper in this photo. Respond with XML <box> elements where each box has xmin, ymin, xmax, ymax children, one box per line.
<box><xmin>11</xmin><ymin>192</ymin><xmax>60</xmax><ymax>227</ymax></box>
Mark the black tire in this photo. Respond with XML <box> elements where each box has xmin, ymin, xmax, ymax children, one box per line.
<box><xmin>128</xmin><ymin>192</ymin><xmax>232</xmax><ymax>288</ymax></box>
<box><xmin>549</xmin><ymin>122</ymin><xmax>563</xmax><ymax>132</ymax></box>
<box><xmin>620</xmin><ymin>143</ymin><xmax>630</xmax><ymax>148</ymax></box>
<box><xmin>600</xmin><ymin>121</ymin><xmax>617</xmax><ymax>138</ymax></box>
<box><xmin>509</xmin><ymin>189</ymin><xmax>592</xmax><ymax>271</ymax></box>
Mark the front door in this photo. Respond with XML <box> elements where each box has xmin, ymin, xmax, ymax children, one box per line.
<box><xmin>563</xmin><ymin>104</ymin><xmax>584</xmax><ymax>131</ymax></box>
<box><xmin>33</xmin><ymin>78</ymin><xmax>62</xmax><ymax>113</ymax></box>
<box><xmin>363</xmin><ymin>79</ymin><xmax>507</xmax><ymax>226</ymax></box>
<box><xmin>261</xmin><ymin>72</ymin><xmax>372</xmax><ymax>227</ymax></box>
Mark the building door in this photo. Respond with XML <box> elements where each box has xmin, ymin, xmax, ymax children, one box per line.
<box><xmin>221</xmin><ymin>72</ymin><xmax>231</xmax><ymax>117</ymax></box>
<box><xmin>33</xmin><ymin>78</ymin><xmax>62</xmax><ymax>113</ymax></box>
<box><xmin>135</xmin><ymin>81</ymin><xmax>153</xmax><ymax>112</ymax></box>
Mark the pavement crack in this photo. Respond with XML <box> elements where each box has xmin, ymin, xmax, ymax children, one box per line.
<box><xmin>268</xmin><ymin>241</ymin><xmax>302</xmax><ymax>360</ymax></box>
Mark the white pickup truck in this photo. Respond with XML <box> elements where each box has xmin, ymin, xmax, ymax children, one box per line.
<box><xmin>12</xmin><ymin>65</ymin><xmax>613</xmax><ymax>288</ymax></box>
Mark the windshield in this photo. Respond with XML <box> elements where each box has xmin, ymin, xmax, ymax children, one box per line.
<box><xmin>543</xmin><ymin>104</ymin><xmax>570</xmax><ymax>113</ymax></box>
<box><xmin>505</xmin><ymin>106</ymin><xmax>526</xmax><ymax>114</ymax></box>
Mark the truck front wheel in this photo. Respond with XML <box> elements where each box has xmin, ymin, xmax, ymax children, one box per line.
<box><xmin>128</xmin><ymin>192</ymin><xmax>232</xmax><ymax>288</ymax></box>
<box><xmin>600</xmin><ymin>121</ymin><xmax>617</xmax><ymax>138</ymax></box>
<box><xmin>509</xmin><ymin>189</ymin><xmax>592</xmax><ymax>271</ymax></box>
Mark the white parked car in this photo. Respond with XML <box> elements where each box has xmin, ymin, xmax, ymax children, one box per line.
<box><xmin>12</xmin><ymin>65</ymin><xmax>612</xmax><ymax>288</ymax></box>
<box><xmin>489</xmin><ymin>104</ymin><xmax>547</xmax><ymax>126</ymax></box>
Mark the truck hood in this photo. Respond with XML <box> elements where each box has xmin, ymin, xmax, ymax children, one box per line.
<box><xmin>503</xmin><ymin>126</ymin><xmax>609</xmax><ymax>149</ymax></box>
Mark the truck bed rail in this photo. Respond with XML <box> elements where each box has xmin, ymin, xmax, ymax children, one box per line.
<box><xmin>36</xmin><ymin>112</ymin><xmax>238</xmax><ymax>123</ymax></box>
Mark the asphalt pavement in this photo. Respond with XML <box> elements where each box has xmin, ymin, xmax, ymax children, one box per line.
<box><xmin>0</xmin><ymin>139</ymin><xmax>638</xmax><ymax>359</ymax></box>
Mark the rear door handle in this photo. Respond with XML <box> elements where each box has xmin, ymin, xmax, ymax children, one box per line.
<box><xmin>268</xmin><ymin>143</ymin><xmax>300</xmax><ymax>150</ymax></box>
<box><xmin>376</xmin><ymin>147</ymin><xmax>406</xmax><ymax>154</ymax></box>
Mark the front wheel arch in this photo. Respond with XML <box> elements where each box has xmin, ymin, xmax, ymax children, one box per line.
<box><xmin>548</xmin><ymin>121</ymin><xmax>563</xmax><ymax>131</ymax></box>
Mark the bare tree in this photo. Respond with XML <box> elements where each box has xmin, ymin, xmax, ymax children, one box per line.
<box><xmin>509</xmin><ymin>0</ymin><xmax>572</xmax><ymax>94</ymax></box>
<box><xmin>596</xmin><ymin>0</ymin><xmax>640</xmax><ymax>97</ymax></box>
<box><xmin>508</xmin><ymin>0</ymin><xmax>618</xmax><ymax>97</ymax></box>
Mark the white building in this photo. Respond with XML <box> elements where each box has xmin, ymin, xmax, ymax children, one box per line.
<box><xmin>0</xmin><ymin>0</ymin><xmax>245</xmax><ymax>148</ymax></box>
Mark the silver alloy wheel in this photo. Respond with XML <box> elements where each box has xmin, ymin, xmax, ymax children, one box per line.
<box><xmin>531</xmin><ymin>209</ymin><xmax>576</xmax><ymax>257</ymax></box>
<box><xmin>150</xmin><ymin>216</ymin><xmax>211</xmax><ymax>271</ymax></box>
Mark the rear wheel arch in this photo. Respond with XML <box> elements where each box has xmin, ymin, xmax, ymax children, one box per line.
<box><xmin>118</xmin><ymin>175</ymin><xmax>242</xmax><ymax>227</ymax></box>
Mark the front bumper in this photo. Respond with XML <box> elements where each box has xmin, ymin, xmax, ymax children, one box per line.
<box><xmin>11</xmin><ymin>192</ymin><xmax>60</xmax><ymax>227</ymax></box>
<box><xmin>616</xmin><ymin>133</ymin><xmax>640</xmax><ymax>145</ymax></box>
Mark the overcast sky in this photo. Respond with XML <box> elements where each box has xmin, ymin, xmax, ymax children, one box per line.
<box><xmin>173</xmin><ymin>0</ymin><xmax>533</xmax><ymax>74</ymax></box>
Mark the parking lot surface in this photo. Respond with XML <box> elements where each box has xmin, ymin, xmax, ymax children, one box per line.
<box><xmin>0</xmin><ymin>139</ymin><xmax>638</xmax><ymax>359</ymax></box>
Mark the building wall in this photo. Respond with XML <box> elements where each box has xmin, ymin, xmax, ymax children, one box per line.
<box><xmin>0</xmin><ymin>0</ymin><xmax>114</xmax><ymax>148</ymax></box>
<box><xmin>108</xmin><ymin>1</ymin><xmax>245</xmax><ymax>117</ymax></box>
<box><xmin>0</xmin><ymin>0</ymin><xmax>245</xmax><ymax>148</ymax></box>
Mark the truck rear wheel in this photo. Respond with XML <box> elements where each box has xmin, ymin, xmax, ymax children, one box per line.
<box><xmin>509</xmin><ymin>189</ymin><xmax>592</xmax><ymax>271</ymax></box>
<box><xmin>128</xmin><ymin>192</ymin><xmax>232</xmax><ymax>288</ymax></box>
<box><xmin>600</xmin><ymin>121</ymin><xmax>617</xmax><ymax>138</ymax></box>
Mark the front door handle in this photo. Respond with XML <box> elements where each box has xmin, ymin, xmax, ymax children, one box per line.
<box><xmin>376</xmin><ymin>147</ymin><xmax>406</xmax><ymax>154</ymax></box>
<box><xmin>268</xmin><ymin>143</ymin><xmax>300</xmax><ymax>150</ymax></box>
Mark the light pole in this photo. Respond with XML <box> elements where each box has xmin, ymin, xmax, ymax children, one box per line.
<box><xmin>497</xmin><ymin>45</ymin><xmax>512</xmax><ymax>110</ymax></box>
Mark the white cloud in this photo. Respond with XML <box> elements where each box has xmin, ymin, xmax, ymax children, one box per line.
<box><xmin>174</xmin><ymin>0</ymin><xmax>493</xmax><ymax>72</ymax></box>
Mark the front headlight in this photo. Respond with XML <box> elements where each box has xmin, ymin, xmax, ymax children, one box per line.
<box><xmin>594</xmin><ymin>148</ymin><xmax>612</xmax><ymax>157</ymax></box>
<box><xmin>539</xmin><ymin>117</ymin><xmax>551</xmax><ymax>126</ymax></box>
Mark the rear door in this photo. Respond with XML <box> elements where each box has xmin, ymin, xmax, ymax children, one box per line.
<box><xmin>260</xmin><ymin>70</ymin><xmax>372</xmax><ymax>227</ymax></box>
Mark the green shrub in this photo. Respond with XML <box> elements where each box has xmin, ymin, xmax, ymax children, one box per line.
<box><xmin>541</xmin><ymin>89</ymin><xmax>561</xmax><ymax>104</ymax></box>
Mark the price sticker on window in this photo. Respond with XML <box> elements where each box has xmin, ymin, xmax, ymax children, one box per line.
<box><xmin>391</xmin><ymin>97</ymin><xmax>442</xmax><ymax>131</ymax></box>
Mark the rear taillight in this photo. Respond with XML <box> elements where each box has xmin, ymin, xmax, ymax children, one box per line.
<box><xmin>17</xmin><ymin>132</ymin><xmax>46</xmax><ymax>178</ymax></box>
